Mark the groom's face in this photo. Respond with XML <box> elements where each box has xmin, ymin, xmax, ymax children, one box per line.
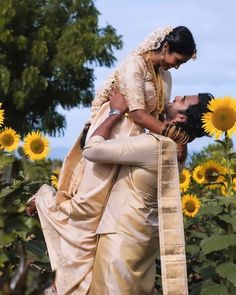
<box><xmin>165</xmin><ymin>95</ymin><xmax>199</xmax><ymax>123</ymax></box>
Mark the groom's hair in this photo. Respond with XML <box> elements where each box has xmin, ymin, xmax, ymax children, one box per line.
<box><xmin>177</xmin><ymin>93</ymin><xmax>214</xmax><ymax>141</ymax></box>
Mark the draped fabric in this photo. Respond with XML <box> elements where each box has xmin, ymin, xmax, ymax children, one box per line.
<box><xmin>153</xmin><ymin>134</ymin><xmax>188</xmax><ymax>295</ymax></box>
<box><xmin>36</xmin><ymin>134</ymin><xmax>188</xmax><ymax>294</ymax></box>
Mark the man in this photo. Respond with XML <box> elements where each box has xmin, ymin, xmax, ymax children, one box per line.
<box><xmin>33</xmin><ymin>91</ymin><xmax>213</xmax><ymax>295</ymax></box>
<box><xmin>81</xmin><ymin>91</ymin><xmax>212</xmax><ymax>295</ymax></box>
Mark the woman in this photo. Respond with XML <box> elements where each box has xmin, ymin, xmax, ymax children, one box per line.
<box><xmin>86</xmin><ymin>26</ymin><xmax>196</xmax><ymax>146</ymax></box>
<box><xmin>86</xmin><ymin>26</ymin><xmax>196</xmax><ymax>141</ymax></box>
<box><xmin>56</xmin><ymin>26</ymin><xmax>196</xmax><ymax>206</ymax></box>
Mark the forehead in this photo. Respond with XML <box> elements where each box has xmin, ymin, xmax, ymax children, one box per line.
<box><xmin>170</xmin><ymin>52</ymin><xmax>190</xmax><ymax>62</ymax></box>
<box><xmin>185</xmin><ymin>95</ymin><xmax>199</xmax><ymax>105</ymax></box>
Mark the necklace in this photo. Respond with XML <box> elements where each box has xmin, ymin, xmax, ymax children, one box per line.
<box><xmin>143</xmin><ymin>52</ymin><xmax>165</xmax><ymax>114</ymax></box>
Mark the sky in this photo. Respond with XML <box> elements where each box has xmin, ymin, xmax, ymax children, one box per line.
<box><xmin>49</xmin><ymin>0</ymin><xmax>236</xmax><ymax>159</ymax></box>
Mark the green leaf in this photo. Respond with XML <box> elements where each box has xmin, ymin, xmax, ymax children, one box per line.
<box><xmin>186</xmin><ymin>244</ymin><xmax>200</xmax><ymax>255</ymax></box>
<box><xmin>0</xmin><ymin>186</ymin><xmax>16</xmax><ymax>199</ymax></box>
<box><xmin>216</xmin><ymin>262</ymin><xmax>236</xmax><ymax>286</ymax></box>
<box><xmin>199</xmin><ymin>265</ymin><xmax>217</xmax><ymax>280</ymax></box>
<box><xmin>198</xmin><ymin>203</ymin><xmax>222</xmax><ymax>217</ymax></box>
<box><xmin>219</xmin><ymin>215</ymin><xmax>236</xmax><ymax>231</ymax></box>
<box><xmin>201</xmin><ymin>283</ymin><xmax>229</xmax><ymax>295</ymax></box>
<box><xmin>0</xmin><ymin>252</ymin><xmax>9</xmax><ymax>267</ymax></box>
<box><xmin>25</xmin><ymin>239</ymin><xmax>47</xmax><ymax>260</ymax></box>
<box><xmin>228</xmin><ymin>152</ymin><xmax>236</xmax><ymax>160</ymax></box>
<box><xmin>201</xmin><ymin>234</ymin><xmax>236</xmax><ymax>254</ymax></box>
<box><xmin>0</xmin><ymin>230</ymin><xmax>15</xmax><ymax>247</ymax></box>
<box><xmin>215</xmin><ymin>140</ymin><xmax>227</xmax><ymax>148</ymax></box>
<box><xmin>0</xmin><ymin>153</ymin><xmax>14</xmax><ymax>168</ymax></box>
<box><xmin>190</xmin><ymin>231</ymin><xmax>208</xmax><ymax>239</ymax></box>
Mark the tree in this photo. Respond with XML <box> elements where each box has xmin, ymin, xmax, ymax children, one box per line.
<box><xmin>0</xmin><ymin>0</ymin><xmax>123</xmax><ymax>135</ymax></box>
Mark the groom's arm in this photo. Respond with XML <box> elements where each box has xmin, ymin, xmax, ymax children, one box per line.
<box><xmin>89</xmin><ymin>87</ymin><xmax>128</xmax><ymax>139</ymax></box>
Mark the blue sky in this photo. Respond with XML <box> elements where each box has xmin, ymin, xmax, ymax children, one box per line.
<box><xmin>49</xmin><ymin>0</ymin><xmax>236</xmax><ymax>159</ymax></box>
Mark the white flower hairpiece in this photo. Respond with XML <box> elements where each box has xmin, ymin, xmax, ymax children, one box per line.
<box><xmin>136</xmin><ymin>27</ymin><xmax>173</xmax><ymax>53</ymax></box>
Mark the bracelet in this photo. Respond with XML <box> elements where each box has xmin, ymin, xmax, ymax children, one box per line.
<box><xmin>161</xmin><ymin>123</ymin><xmax>189</xmax><ymax>145</ymax></box>
<box><xmin>109</xmin><ymin>108</ymin><xmax>122</xmax><ymax>117</ymax></box>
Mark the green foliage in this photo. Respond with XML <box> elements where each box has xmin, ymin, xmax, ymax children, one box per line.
<box><xmin>0</xmin><ymin>0</ymin><xmax>123</xmax><ymax>136</ymax></box>
<box><xmin>0</xmin><ymin>151</ymin><xmax>60</xmax><ymax>293</ymax></box>
<box><xmin>216</xmin><ymin>262</ymin><xmax>236</xmax><ymax>287</ymax></box>
<box><xmin>184</xmin><ymin>137</ymin><xmax>236</xmax><ymax>294</ymax></box>
<box><xmin>0</xmin><ymin>151</ymin><xmax>14</xmax><ymax>169</ymax></box>
<box><xmin>200</xmin><ymin>281</ymin><xmax>229</xmax><ymax>295</ymax></box>
<box><xmin>201</xmin><ymin>235</ymin><xmax>236</xmax><ymax>255</ymax></box>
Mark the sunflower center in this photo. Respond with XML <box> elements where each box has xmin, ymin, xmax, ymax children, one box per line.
<box><xmin>1</xmin><ymin>134</ymin><xmax>14</xmax><ymax>147</ymax></box>
<box><xmin>212</xmin><ymin>108</ymin><xmax>236</xmax><ymax>131</ymax></box>
<box><xmin>180</xmin><ymin>174</ymin><xmax>186</xmax><ymax>184</ymax></box>
<box><xmin>185</xmin><ymin>200</ymin><xmax>196</xmax><ymax>213</ymax></box>
<box><xmin>30</xmin><ymin>139</ymin><xmax>44</xmax><ymax>154</ymax></box>
<box><xmin>205</xmin><ymin>168</ymin><xmax>219</xmax><ymax>182</ymax></box>
<box><xmin>197</xmin><ymin>171</ymin><xmax>204</xmax><ymax>179</ymax></box>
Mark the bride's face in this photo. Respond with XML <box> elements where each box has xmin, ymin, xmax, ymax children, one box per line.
<box><xmin>159</xmin><ymin>43</ymin><xmax>191</xmax><ymax>70</ymax></box>
<box><xmin>160</xmin><ymin>51</ymin><xmax>190</xmax><ymax>71</ymax></box>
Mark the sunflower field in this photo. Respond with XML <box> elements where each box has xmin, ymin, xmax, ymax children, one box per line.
<box><xmin>0</xmin><ymin>102</ymin><xmax>61</xmax><ymax>294</ymax></box>
<box><xmin>2</xmin><ymin>95</ymin><xmax>236</xmax><ymax>294</ymax></box>
<box><xmin>180</xmin><ymin>96</ymin><xmax>236</xmax><ymax>294</ymax></box>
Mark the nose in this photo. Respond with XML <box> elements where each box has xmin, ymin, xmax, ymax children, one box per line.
<box><xmin>175</xmin><ymin>96</ymin><xmax>181</xmax><ymax>101</ymax></box>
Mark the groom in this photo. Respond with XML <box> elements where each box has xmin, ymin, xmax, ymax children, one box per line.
<box><xmin>82</xmin><ymin>89</ymin><xmax>212</xmax><ymax>295</ymax></box>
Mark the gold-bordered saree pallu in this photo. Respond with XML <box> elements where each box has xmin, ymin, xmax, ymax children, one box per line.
<box><xmin>151</xmin><ymin>133</ymin><xmax>188</xmax><ymax>295</ymax></box>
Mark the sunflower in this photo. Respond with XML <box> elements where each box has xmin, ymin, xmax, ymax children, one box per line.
<box><xmin>221</xmin><ymin>178</ymin><xmax>236</xmax><ymax>196</ymax></box>
<box><xmin>0</xmin><ymin>127</ymin><xmax>20</xmax><ymax>152</ymax></box>
<box><xmin>233</xmin><ymin>178</ymin><xmax>236</xmax><ymax>191</ymax></box>
<box><xmin>201</xmin><ymin>160</ymin><xmax>226</xmax><ymax>189</ymax></box>
<box><xmin>50</xmin><ymin>169</ymin><xmax>60</xmax><ymax>190</ymax></box>
<box><xmin>182</xmin><ymin>194</ymin><xmax>201</xmax><ymax>218</ymax></box>
<box><xmin>179</xmin><ymin>168</ymin><xmax>191</xmax><ymax>192</ymax></box>
<box><xmin>202</xmin><ymin>96</ymin><xmax>236</xmax><ymax>140</ymax></box>
<box><xmin>23</xmin><ymin>131</ymin><xmax>49</xmax><ymax>160</ymax></box>
<box><xmin>192</xmin><ymin>165</ymin><xmax>205</xmax><ymax>184</ymax></box>
<box><xmin>221</xmin><ymin>182</ymin><xmax>233</xmax><ymax>196</ymax></box>
<box><xmin>0</xmin><ymin>103</ymin><xmax>4</xmax><ymax>127</ymax></box>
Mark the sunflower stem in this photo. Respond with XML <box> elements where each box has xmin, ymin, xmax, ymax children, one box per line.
<box><xmin>225</xmin><ymin>135</ymin><xmax>233</xmax><ymax>197</ymax></box>
<box><xmin>224</xmin><ymin>134</ymin><xmax>235</xmax><ymax>265</ymax></box>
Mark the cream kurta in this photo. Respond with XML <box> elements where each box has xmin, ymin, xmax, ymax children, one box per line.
<box><xmin>83</xmin><ymin>134</ymin><xmax>159</xmax><ymax>295</ymax></box>
<box><xmin>36</xmin><ymin>134</ymin><xmax>159</xmax><ymax>294</ymax></box>
<box><xmin>36</xmin><ymin>133</ymin><xmax>188</xmax><ymax>295</ymax></box>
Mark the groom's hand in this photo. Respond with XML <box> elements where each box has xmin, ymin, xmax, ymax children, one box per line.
<box><xmin>109</xmin><ymin>87</ymin><xmax>128</xmax><ymax>115</ymax></box>
<box><xmin>177</xmin><ymin>143</ymin><xmax>187</xmax><ymax>163</ymax></box>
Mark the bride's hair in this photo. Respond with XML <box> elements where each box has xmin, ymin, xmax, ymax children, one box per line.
<box><xmin>161</xmin><ymin>26</ymin><xmax>197</xmax><ymax>57</ymax></box>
